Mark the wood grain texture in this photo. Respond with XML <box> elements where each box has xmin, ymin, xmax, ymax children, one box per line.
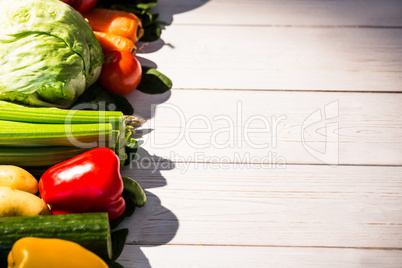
<box><xmin>117</xmin><ymin>1</ymin><xmax>402</xmax><ymax>266</ymax></box>
<box><xmin>153</xmin><ymin>0</ymin><xmax>402</xmax><ymax>27</ymax></box>
<box><xmin>137</xmin><ymin>26</ymin><xmax>402</xmax><ymax>92</ymax></box>
<box><xmin>119</xmin><ymin>164</ymin><xmax>402</xmax><ymax>248</ymax></box>
<box><xmin>118</xmin><ymin>245</ymin><xmax>402</xmax><ymax>268</ymax></box>
<box><xmin>127</xmin><ymin>90</ymin><xmax>402</xmax><ymax>165</ymax></box>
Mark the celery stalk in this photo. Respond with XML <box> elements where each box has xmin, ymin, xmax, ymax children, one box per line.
<box><xmin>0</xmin><ymin>120</ymin><xmax>112</xmax><ymax>146</ymax></box>
<box><xmin>0</xmin><ymin>101</ymin><xmax>144</xmax><ymax>166</ymax></box>
<box><xmin>0</xmin><ymin>101</ymin><xmax>123</xmax><ymax>125</ymax></box>
<box><xmin>0</xmin><ymin>146</ymin><xmax>90</xmax><ymax>167</ymax></box>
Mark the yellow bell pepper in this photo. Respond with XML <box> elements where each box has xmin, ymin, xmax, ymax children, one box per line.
<box><xmin>7</xmin><ymin>237</ymin><xmax>108</xmax><ymax>268</ymax></box>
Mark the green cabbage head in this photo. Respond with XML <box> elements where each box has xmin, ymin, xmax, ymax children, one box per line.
<box><xmin>0</xmin><ymin>0</ymin><xmax>103</xmax><ymax>108</ymax></box>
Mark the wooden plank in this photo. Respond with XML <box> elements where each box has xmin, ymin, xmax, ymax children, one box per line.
<box><xmin>118</xmin><ymin>245</ymin><xmax>402</xmax><ymax>268</ymax></box>
<box><xmin>127</xmin><ymin>90</ymin><xmax>402</xmax><ymax>165</ymax></box>
<box><xmin>119</xmin><ymin>164</ymin><xmax>402</xmax><ymax>248</ymax></box>
<box><xmin>153</xmin><ymin>0</ymin><xmax>402</xmax><ymax>27</ymax></box>
<box><xmin>137</xmin><ymin>26</ymin><xmax>402</xmax><ymax>92</ymax></box>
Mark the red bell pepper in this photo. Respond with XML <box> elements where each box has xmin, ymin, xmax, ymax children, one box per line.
<box><xmin>39</xmin><ymin>147</ymin><xmax>125</xmax><ymax>220</ymax></box>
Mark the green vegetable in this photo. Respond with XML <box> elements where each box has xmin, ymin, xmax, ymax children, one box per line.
<box><xmin>0</xmin><ymin>213</ymin><xmax>112</xmax><ymax>261</ymax></box>
<box><xmin>122</xmin><ymin>176</ymin><xmax>147</xmax><ymax>208</ymax></box>
<box><xmin>0</xmin><ymin>101</ymin><xmax>143</xmax><ymax>166</ymax></box>
<box><xmin>0</xmin><ymin>100</ymin><xmax>122</xmax><ymax>125</ymax></box>
<box><xmin>0</xmin><ymin>0</ymin><xmax>103</xmax><ymax>108</ymax></box>
<box><xmin>0</xmin><ymin>146</ymin><xmax>89</xmax><ymax>167</ymax></box>
<box><xmin>0</xmin><ymin>120</ymin><xmax>112</xmax><ymax>146</ymax></box>
<box><xmin>140</xmin><ymin>22</ymin><xmax>163</xmax><ymax>42</ymax></box>
<box><xmin>137</xmin><ymin>66</ymin><xmax>173</xmax><ymax>94</ymax></box>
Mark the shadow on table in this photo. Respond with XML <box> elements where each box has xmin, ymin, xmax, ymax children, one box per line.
<box><xmin>119</xmin><ymin>2</ymin><xmax>213</xmax><ymax>265</ymax></box>
<box><xmin>126</xmin><ymin>87</ymin><xmax>171</xmax><ymax>121</ymax></box>
<box><xmin>120</xmin><ymin>147</ymin><xmax>178</xmax><ymax>268</ymax></box>
<box><xmin>155</xmin><ymin>0</ymin><xmax>210</xmax><ymax>26</ymax></box>
<box><xmin>121</xmin><ymin>77</ymin><xmax>178</xmax><ymax>267</ymax></box>
<box><xmin>136</xmin><ymin>0</ymin><xmax>210</xmax><ymax>54</ymax></box>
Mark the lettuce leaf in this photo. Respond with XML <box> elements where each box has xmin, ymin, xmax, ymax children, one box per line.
<box><xmin>0</xmin><ymin>0</ymin><xmax>103</xmax><ymax>108</ymax></box>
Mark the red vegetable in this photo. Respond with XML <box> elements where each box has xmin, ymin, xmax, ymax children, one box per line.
<box><xmin>83</xmin><ymin>8</ymin><xmax>143</xmax><ymax>43</ymax></box>
<box><xmin>99</xmin><ymin>50</ymin><xmax>142</xmax><ymax>95</ymax></box>
<box><xmin>93</xmin><ymin>31</ymin><xmax>136</xmax><ymax>54</ymax></box>
<box><xmin>61</xmin><ymin>0</ymin><xmax>98</xmax><ymax>14</ymax></box>
<box><xmin>38</xmin><ymin>147</ymin><xmax>125</xmax><ymax>220</ymax></box>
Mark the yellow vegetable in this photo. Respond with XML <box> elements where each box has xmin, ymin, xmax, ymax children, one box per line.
<box><xmin>0</xmin><ymin>186</ymin><xmax>50</xmax><ymax>216</ymax></box>
<box><xmin>0</xmin><ymin>165</ymin><xmax>38</xmax><ymax>194</ymax></box>
<box><xmin>7</xmin><ymin>237</ymin><xmax>108</xmax><ymax>268</ymax></box>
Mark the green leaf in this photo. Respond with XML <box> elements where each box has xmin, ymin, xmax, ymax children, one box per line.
<box><xmin>111</xmin><ymin>228</ymin><xmax>129</xmax><ymax>261</ymax></box>
<box><xmin>137</xmin><ymin>67</ymin><xmax>172</xmax><ymax>94</ymax></box>
<box><xmin>140</xmin><ymin>23</ymin><xmax>162</xmax><ymax>42</ymax></box>
<box><xmin>138</xmin><ymin>11</ymin><xmax>154</xmax><ymax>27</ymax></box>
<box><xmin>136</xmin><ymin>2</ymin><xmax>158</xmax><ymax>10</ymax></box>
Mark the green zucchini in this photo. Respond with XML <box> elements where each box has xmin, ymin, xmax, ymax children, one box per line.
<box><xmin>0</xmin><ymin>212</ymin><xmax>112</xmax><ymax>262</ymax></box>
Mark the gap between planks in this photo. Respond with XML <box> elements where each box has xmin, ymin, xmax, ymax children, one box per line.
<box><xmin>126</xmin><ymin>243</ymin><xmax>402</xmax><ymax>251</ymax></box>
<box><xmin>118</xmin><ymin>243</ymin><xmax>402</xmax><ymax>268</ymax></box>
<box><xmin>170</xmin><ymin>88</ymin><xmax>402</xmax><ymax>94</ymax></box>
<box><xmin>128</xmin><ymin>89</ymin><xmax>402</xmax><ymax>165</ymax></box>
<box><xmin>154</xmin><ymin>0</ymin><xmax>402</xmax><ymax>27</ymax></box>
<box><xmin>129</xmin><ymin>159</ymin><xmax>402</xmax><ymax>168</ymax></box>
<box><xmin>120</xmin><ymin>164</ymin><xmax>402</xmax><ymax>248</ymax></box>
<box><xmin>136</xmin><ymin>25</ymin><xmax>402</xmax><ymax>92</ymax></box>
<box><xmin>169</xmin><ymin>24</ymin><xmax>402</xmax><ymax>29</ymax></box>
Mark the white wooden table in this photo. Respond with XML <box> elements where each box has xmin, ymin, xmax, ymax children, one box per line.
<box><xmin>118</xmin><ymin>0</ymin><xmax>402</xmax><ymax>267</ymax></box>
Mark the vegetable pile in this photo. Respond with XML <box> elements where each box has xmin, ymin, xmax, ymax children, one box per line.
<box><xmin>1</xmin><ymin>149</ymin><xmax>147</xmax><ymax>267</ymax></box>
<box><xmin>0</xmin><ymin>0</ymin><xmax>171</xmax><ymax>267</ymax></box>
<box><xmin>0</xmin><ymin>0</ymin><xmax>171</xmax><ymax>107</ymax></box>
<box><xmin>84</xmin><ymin>7</ymin><xmax>144</xmax><ymax>95</ymax></box>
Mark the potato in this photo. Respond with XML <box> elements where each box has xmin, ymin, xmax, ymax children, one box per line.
<box><xmin>0</xmin><ymin>165</ymin><xmax>38</xmax><ymax>194</ymax></box>
<box><xmin>0</xmin><ymin>186</ymin><xmax>51</xmax><ymax>216</ymax></box>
